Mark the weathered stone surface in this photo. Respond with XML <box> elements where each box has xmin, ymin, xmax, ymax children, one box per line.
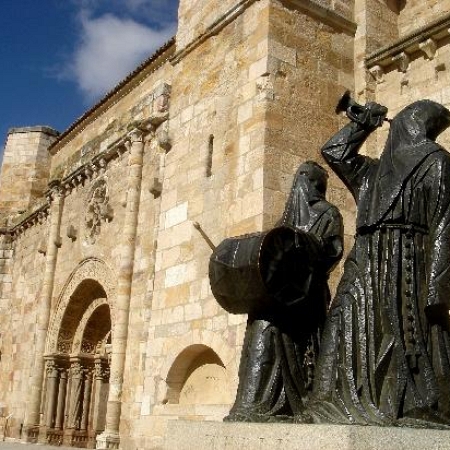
<box><xmin>0</xmin><ymin>0</ymin><xmax>450</xmax><ymax>449</ymax></box>
<box><xmin>165</xmin><ymin>421</ymin><xmax>450</xmax><ymax>450</ymax></box>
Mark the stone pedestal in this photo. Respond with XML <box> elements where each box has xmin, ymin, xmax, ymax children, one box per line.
<box><xmin>164</xmin><ymin>420</ymin><xmax>450</xmax><ymax>450</ymax></box>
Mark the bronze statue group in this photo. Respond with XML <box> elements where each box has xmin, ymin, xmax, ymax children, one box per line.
<box><xmin>209</xmin><ymin>96</ymin><xmax>450</xmax><ymax>428</ymax></box>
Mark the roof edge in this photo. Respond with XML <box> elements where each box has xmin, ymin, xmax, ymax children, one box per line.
<box><xmin>49</xmin><ymin>37</ymin><xmax>176</xmax><ymax>155</ymax></box>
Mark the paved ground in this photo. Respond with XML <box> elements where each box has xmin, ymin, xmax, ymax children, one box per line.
<box><xmin>0</xmin><ymin>442</ymin><xmax>75</xmax><ymax>450</ymax></box>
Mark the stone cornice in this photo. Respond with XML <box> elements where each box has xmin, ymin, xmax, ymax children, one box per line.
<box><xmin>171</xmin><ymin>0</ymin><xmax>262</xmax><ymax>65</ymax></box>
<box><xmin>2</xmin><ymin>112</ymin><xmax>170</xmax><ymax>240</ymax></box>
<box><xmin>365</xmin><ymin>12</ymin><xmax>450</xmax><ymax>69</ymax></box>
<box><xmin>0</xmin><ymin>202</ymin><xmax>50</xmax><ymax>239</ymax></box>
<box><xmin>280</xmin><ymin>0</ymin><xmax>357</xmax><ymax>36</ymax></box>
<box><xmin>8</xmin><ymin>126</ymin><xmax>60</xmax><ymax>137</ymax></box>
<box><xmin>171</xmin><ymin>0</ymin><xmax>356</xmax><ymax>66</ymax></box>
<box><xmin>49</xmin><ymin>39</ymin><xmax>175</xmax><ymax>155</ymax></box>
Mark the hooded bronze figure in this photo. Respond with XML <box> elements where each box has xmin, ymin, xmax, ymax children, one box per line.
<box><xmin>306</xmin><ymin>99</ymin><xmax>450</xmax><ymax>427</ymax></box>
<box><xmin>218</xmin><ymin>161</ymin><xmax>343</xmax><ymax>422</ymax></box>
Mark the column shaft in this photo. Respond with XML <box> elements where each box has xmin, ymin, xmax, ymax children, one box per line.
<box><xmin>100</xmin><ymin>130</ymin><xmax>145</xmax><ymax>444</ymax></box>
<box><xmin>45</xmin><ymin>361</ymin><xmax>59</xmax><ymax>429</ymax></box>
<box><xmin>55</xmin><ymin>369</ymin><xmax>67</xmax><ymax>430</ymax></box>
<box><xmin>24</xmin><ymin>185</ymin><xmax>63</xmax><ymax>436</ymax></box>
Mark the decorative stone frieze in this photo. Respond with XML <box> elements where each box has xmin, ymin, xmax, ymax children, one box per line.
<box><xmin>366</xmin><ymin>11</ymin><xmax>450</xmax><ymax>74</ymax></box>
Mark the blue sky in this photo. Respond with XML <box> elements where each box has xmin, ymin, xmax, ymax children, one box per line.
<box><xmin>0</xmin><ymin>0</ymin><xmax>179</xmax><ymax>154</ymax></box>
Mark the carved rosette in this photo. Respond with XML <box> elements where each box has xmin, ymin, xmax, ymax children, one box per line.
<box><xmin>84</xmin><ymin>178</ymin><xmax>113</xmax><ymax>245</ymax></box>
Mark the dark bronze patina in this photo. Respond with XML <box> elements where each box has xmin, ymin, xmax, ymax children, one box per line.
<box><xmin>304</xmin><ymin>95</ymin><xmax>450</xmax><ymax>428</ymax></box>
<box><xmin>209</xmin><ymin>161</ymin><xmax>343</xmax><ymax>421</ymax></box>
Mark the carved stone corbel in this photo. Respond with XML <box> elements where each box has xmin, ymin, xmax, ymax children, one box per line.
<box><xmin>419</xmin><ymin>38</ymin><xmax>437</xmax><ymax>60</ymax></box>
<box><xmin>368</xmin><ymin>65</ymin><xmax>384</xmax><ymax>84</ymax></box>
<box><xmin>392</xmin><ymin>52</ymin><xmax>410</xmax><ymax>73</ymax></box>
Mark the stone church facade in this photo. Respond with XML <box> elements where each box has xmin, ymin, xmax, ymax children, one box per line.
<box><xmin>0</xmin><ymin>0</ymin><xmax>450</xmax><ymax>449</ymax></box>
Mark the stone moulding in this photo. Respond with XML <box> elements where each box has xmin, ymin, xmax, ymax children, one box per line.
<box><xmin>171</xmin><ymin>0</ymin><xmax>356</xmax><ymax>65</ymax></box>
<box><xmin>280</xmin><ymin>0</ymin><xmax>357</xmax><ymax>36</ymax></box>
<box><xmin>46</xmin><ymin>258</ymin><xmax>116</xmax><ymax>355</ymax></box>
<box><xmin>49</xmin><ymin>40</ymin><xmax>175</xmax><ymax>154</ymax></box>
<box><xmin>365</xmin><ymin>11</ymin><xmax>450</xmax><ymax>71</ymax></box>
<box><xmin>171</xmin><ymin>0</ymin><xmax>261</xmax><ymax>65</ymax></box>
<box><xmin>2</xmin><ymin>109</ymin><xmax>170</xmax><ymax>242</ymax></box>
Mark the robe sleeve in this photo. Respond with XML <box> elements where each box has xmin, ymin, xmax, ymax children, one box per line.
<box><xmin>320</xmin><ymin>206</ymin><xmax>344</xmax><ymax>274</ymax></box>
<box><xmin>425</xmin><ymin>153</ymin><xmax>450</xmax><ymax>329</ymax></box>
<box><xmin>321</xmin><ymin>122</ymin><xmax>376</xmax><ymax>201</ymax></box>
<box><xmin>299</xmin><ymin>205</ymin><xmax>344</xmax><ymax>275</ymax></box>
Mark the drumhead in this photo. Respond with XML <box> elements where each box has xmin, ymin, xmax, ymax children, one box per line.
<box><xmin>209</xmin><ymin>226</ymin><xmax>318</xmax><ymax>315</ymax></box>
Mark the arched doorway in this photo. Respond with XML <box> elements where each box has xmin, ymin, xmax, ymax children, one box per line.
<box><xmin>165</xmin><ymin>344</ymin><xmax>232</xmax><ymax>406</ymax></box>
<box><xmin>42</xmin><ymin>279</ymin><xmax>112</xmax><ymax>448</ymax></box>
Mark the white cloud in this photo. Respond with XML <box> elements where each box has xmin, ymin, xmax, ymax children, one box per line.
<box><xmin>71</xmin><ymin>12</ymin><xmax>176</xmax><ymax>101</ymax></box>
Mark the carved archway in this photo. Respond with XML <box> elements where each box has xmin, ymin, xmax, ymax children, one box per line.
<box><xmin>46</xmin><ymin>258</ymin><xmax>116</xmax><ymax>354</ymax></box>
<box><xmin>41</xmin><ymin>259</ymin><xmax>115</xmax><ymax>447</ymax></box>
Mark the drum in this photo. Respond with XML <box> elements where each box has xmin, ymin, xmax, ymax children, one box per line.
<box><xmin>209</xmin><ymin>226</ymin><xmax>317</xmax><ymax>315</ymax></box>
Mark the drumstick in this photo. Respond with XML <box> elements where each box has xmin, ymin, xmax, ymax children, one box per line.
<box><xmin>192</xmin><ymin>221</ymin><xmax>216</xmax><ymax>251</ymax></box>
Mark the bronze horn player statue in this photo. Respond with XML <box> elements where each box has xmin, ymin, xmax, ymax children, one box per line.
<box><xmin>335</xmin><ymin>90</ymin><xmax>390</xmax><ymax>125</ymax></box>
<box><xmin>300</xmin><ymin>93</ymin><xmax>450</xmax><ymax>428</ymax></box>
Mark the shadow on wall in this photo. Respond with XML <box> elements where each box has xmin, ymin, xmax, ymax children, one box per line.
<box><xmin>164</xmin><ymin>344</ymin><xmax>232</xmax><ymax>405</ymax></box>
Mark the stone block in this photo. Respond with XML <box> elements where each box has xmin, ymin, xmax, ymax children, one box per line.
<box><xmin>164</xmin><ymin>421</ymin><xmax>450</xmax><ymax>450</ymax></box>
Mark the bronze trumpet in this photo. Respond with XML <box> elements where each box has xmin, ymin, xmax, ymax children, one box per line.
<box><xmin>335</xmin><ymin>91</ymin><xmax>391</xmax><ymax>124</ymax></box>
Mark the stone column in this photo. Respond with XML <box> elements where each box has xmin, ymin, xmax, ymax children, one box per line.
<box><xmin>92</xmin><ymin>358</ymin><xmax>108</xmax><ymax>433</ymax></box>
<box><xmin>55</xmin><ymin>368</ymin><xmax>68</xmax><ymax>430</ymax></box>
<box><xmin>80</xmin><ymin>369</ymin><xmax>92</xmax><ymax>431</ymax></box>
<box><xmin>68</xmin><ymin>360</ymin><xmax>84</xmax><ymax>430</ymax></box>
<box><xmin>97</xmin><ymin>129</ymin><xmax>145</xmax><ymax>450</ymax></box>
<box><xmin>44</xmin><ymin>359</ymin><xmax>59</xmax><ymax>429</ymax></box>
<box><xmin>23</xmin><ymin>182</ymin><xmax>64</xmax><ymax>441</ymax></box>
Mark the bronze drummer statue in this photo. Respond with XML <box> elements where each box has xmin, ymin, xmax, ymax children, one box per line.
<box><xmin>209</xmin><ymin>161</ymin><xmax>344</xmax><ymax>422</ymax></box>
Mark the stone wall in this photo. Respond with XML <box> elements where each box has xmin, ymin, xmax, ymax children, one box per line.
<box><xmin>398</xmin><ymin>0</ymin><xmax>450</xmax><ymax>37</ymax></box>
<box><xmin>0</xmin><ymin>127</ymin><xmax>58</xmax><ymax>220</ymax></box>
<box><xmin>137</xmin><ymin>2</ymin><xmax>274</xmax><ymax>446</ymax></box>
<box><xmin>1</xmin><ymin>0</ymin><xmax>450</xmax><ymax>449</ymax></box>
<box><xmin>0</xmin><ymin>218</ymin><xmax>48</xmax><ymax>437</ymax></box>
<box><xmin>262</xmin><ymin>0</ymin><xmax>356</xmax><ymax>290</ymax></box>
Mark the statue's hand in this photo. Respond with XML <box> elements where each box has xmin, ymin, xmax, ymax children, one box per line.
<box><xmin>353</xmin><ymin>102</ymin><xmax>388</xmax><ymax>131</ymax></box>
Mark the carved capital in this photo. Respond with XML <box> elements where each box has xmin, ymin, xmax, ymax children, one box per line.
<box><xmin>45</xmin><ymin>359</ymin><xmax>58</xmax><ymax>377</ymax></box>
<box><xmin>69</xmin><ymin>361</ymin><xmax>83</xmax><ymax>378</ymax></box>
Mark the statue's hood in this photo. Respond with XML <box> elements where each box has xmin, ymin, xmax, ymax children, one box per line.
<box><xmin>360</xmin><ymin>100</ymin><xmax>450</xmax><ymax>227</ymax></box>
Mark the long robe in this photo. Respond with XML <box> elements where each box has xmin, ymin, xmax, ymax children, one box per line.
<box><xmin>309</xmin><ymin>100</ymin><xmax>450</xmax><ymax>427</ymax></box>
<box><xmin>226</xmin><ymin>164</ymin><xmax>343</xmax><ymax>422</ymax></box>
